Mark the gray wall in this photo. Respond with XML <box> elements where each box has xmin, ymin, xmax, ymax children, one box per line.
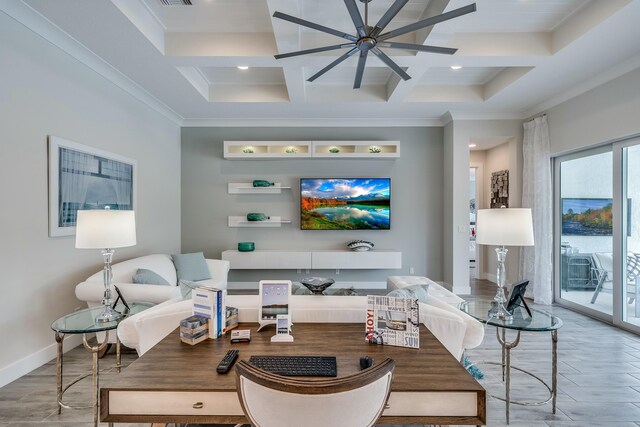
<box><xmin>0</xmin><ymin>12</ymin><xmax>181</xmax><ymax>385</ymax></box>
<box><xmin>181</xmin><ymin>127</ymin><xmax>443</xmax><ymax>286</ymax></box>
<box><xmin>546</xmin><ymin>67</ymin><xmax>640</xmax><ymax>155</ymax></box>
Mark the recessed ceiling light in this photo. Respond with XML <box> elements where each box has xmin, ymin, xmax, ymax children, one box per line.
<box><xmin>451</xmin><ymin>65</ymin><xmax>463</xmax><ymax>70</ymax></box>
<box><xmin>469</xmin><ymin>144</ymin><xmax>477</xmax><ymax>148</ymax></box>
<box><xmin>237</xmin><ymin>66</ymin><xmax>249</xmax><ymax>70</ymax></box>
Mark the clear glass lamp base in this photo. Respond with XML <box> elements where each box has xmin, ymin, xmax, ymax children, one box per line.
<box><xmin>95</xmin><ymin>305</ymin><xmax>123</xmax><ymax>323</ymax></box>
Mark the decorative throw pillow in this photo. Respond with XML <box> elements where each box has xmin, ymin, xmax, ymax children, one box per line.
<box><xmin>387</xmin><ymin>284</ymin><xmax>430</xmax><ymax>303</ymax></box>
<box><xmin>132</xmin><ymin>268</ymin><xmax>171</xmax><ymax>286</ymax></box>
<box><xmin>171</xmin><ymin>252</ymin><xmax>211</xmax><ymax>281</ymax></box>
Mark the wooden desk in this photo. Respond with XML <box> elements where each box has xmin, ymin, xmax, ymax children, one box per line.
<box><xmin>101</xmin><ymin>323</ymin><xmax>486</xmax><ymax>425</ymax></box>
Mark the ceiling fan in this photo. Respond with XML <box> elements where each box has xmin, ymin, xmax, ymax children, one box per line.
<box><xmin>273</xmin><ymin>0</ymin><xmax>476</xmax><ymax>89</ymax></box>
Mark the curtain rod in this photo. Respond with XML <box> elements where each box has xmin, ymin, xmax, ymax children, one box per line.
<box><xmin>526</xmin><ymin>113</ymin><xmax>547</xmax><ymax>122</ymax></box>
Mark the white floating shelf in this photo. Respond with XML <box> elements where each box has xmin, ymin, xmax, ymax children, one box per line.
<box><xmin>312</xmin><ymin>141</ymin><xmax>400</xmax><ymax>159</ymax></box>
<box><xmin>224</xmin><ymin>141</ymin><xmax>311</xmax><ymax>159</ymax></box>
<box><xmin>228</xmin><ymin>216</ymin><xmax>291</xmax><ymax>228</ymax></box>
<box><xmin>228</xmin><ymin>183</ymin><xmax>291</xmax><ymax>194</ymax></box>
<box><xmin>224</xmin><ymin>141</ymin><xmax>399</xmax><ymax>159</ymax></box>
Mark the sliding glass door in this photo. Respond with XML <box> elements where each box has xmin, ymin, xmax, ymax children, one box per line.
<box><xmin>555</xmin><ymin>138</ymin><xmax>640</xmax><ymax>332</ymax></box>
<box><xmin>621</xmin><ymin>142</ymin><xmax>640</xmax><ymax>328</ymax></box>
<box><xmin>556</xmin><ymin>148</ymin><xmax>613</xmax><ymax>319</ymax></box>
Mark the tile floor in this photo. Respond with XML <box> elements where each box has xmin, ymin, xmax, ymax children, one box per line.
<box><xmin>2</xmin><ymin>282</ymin><xmax>640</xmax><ymax>426</ymax></box>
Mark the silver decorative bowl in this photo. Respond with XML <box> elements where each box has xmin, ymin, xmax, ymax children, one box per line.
<box><xmin>347</xmin><ymin>240</ymin><xmax>374</xmax><ymax>251</ymax></box>
<box><xmin>300</xmin><ymin>277</ymin><xmax>335</xmax><ymax>295</ymax></box>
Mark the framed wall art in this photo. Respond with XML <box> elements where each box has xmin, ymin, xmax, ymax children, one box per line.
<box><xmin>48</xmin><ymin>135</ymin><xmax>137</xmax><ymax>237</ymax></box>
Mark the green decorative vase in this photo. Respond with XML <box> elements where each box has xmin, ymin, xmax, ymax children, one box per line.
<box><xmin>247</xmin><ymin>213</ymin><xmax>270</xmax><ymax>221</ymax></box>
<box><xmin>252</xmin><ymin>180</ymin><xmax>275</xmax><ymax>187</ymax></box>
<box><xmin>237</xmin><ymin>242</ymin><xmax>255</xmax><ymax>252</ymax></box>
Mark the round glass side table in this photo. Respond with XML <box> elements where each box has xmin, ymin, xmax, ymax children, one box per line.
<box><xmin>51</xmin><ymin>302</ymin><xmax>153</xmax><ymax>427</ymax></box>
<box><xmin>459</xmin><ymin>298</ymin><xmax>563</xmax><ymax>425</ymax></box>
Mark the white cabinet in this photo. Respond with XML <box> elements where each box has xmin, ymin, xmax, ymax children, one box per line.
<box><xmin>224</xmin><ymin>140</ymin><xmax>400</xmax><ymax>159</ymax></box>
<box><xmin>222</xmin><ymin>249</ymin><xmax>402</xmax><ymax>270</ymax></box>
<box><xmin>222</xmin><ymin>250</ymin><xmax>312</xmax><ymax>269</ymax></box>
<box><xmin>311</xmin><ymin>250</ymin><xmax>402</xmax><ymax>269</ymax></box>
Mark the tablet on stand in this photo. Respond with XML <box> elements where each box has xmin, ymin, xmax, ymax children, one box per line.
<box><xmin>257</xmin><ymin>280</ymin><xmax>292</xmax><ymax>332</ymax></box>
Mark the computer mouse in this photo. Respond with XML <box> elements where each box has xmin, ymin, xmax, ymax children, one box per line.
<box><xmin>360</xmin><ymin>356</ymin><xmax>373</xmax><ymax>370</ymax></box>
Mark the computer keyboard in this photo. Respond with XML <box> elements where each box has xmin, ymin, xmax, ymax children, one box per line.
<box><xmin>248</xmin><ymin>355</ymin><xmax>337</xmax><ymax>377</ymax></box>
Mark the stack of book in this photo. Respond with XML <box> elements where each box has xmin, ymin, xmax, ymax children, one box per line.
<box><xmin>226</xmin><ymin>306</ymin><xmax>238</xmax><ymax>331</ymax></box>
<box><xmin>192</xmin><ymin>286</ymin><xmax>227</xmax><ymax>339</ymax></box>
<box><xmin>180</xmin><ymin>315</ymin><xmax>209</xmax><ymax>345</ymax></box>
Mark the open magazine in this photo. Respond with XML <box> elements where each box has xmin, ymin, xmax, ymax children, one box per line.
<box><xmin>365</xmin><ymin>295</ymin><xmax>420</xmax><ymax>349</ymax></box>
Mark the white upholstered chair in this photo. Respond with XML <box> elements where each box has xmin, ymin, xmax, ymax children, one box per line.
<box><xmin>235</xmin><ymin>358</ymin><xmax>395</xmax><ymax>427</ymax></box>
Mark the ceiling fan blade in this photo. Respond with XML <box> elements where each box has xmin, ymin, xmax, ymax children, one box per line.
<box><xmin>378</xmin><ymin>3</ymin><xmax>477</xmax><ymax>41</ymax></box>
<box><xmin>372</xmin><ymin>47</ymin><xmax>410</xmax><ymax>81</ymax></box>
<box><xmin>370</xmin><ymin>0</ymin><xmax>409</xmax><ymax>37</ymax></box>
<box><xmin>378</xmin><ymin>42</ymin><xmax>457</xmax><ymax>55</ymax></box>
<box><xmin>308</xmin><ymin>47</ymin><xmax>359</xmax><ymax>82</ymax></box>
<box><xmin>275</xmin><ymin>43</ymin><xmax>356</xmax><ymax>60</ymax></box>
<box><xmin>354</xmin><ymin>50</ymin><xmax>368</xmax><ymax>89</ymax></box>
<box><xmin>273</xmin><ymin>11</ymin><xmax>358</xmax><ymax>42</ymax></box>
<box><xmin>343</xmin><ymin>0</ymin><xmax>367</xmax><ymax>37</ymax></box>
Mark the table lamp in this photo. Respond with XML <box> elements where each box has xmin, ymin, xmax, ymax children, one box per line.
<box><xmin>476</xmin><ymin>207</ymin><xmax>534</xmax><ymax>320</ymax></box>
<box><xmin>75</xmin><ymin>209</ymin><xmax>136</xmax><ymax>323</ymax></box>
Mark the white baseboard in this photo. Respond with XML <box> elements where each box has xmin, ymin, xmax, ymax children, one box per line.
<box><xmin>229</xmin><ymin>281</ymin><xmax>387</xmax><ymax>290</ymax></box>
<box><xmin>0</xmin><ymin>334</ymin><xmax>83</xmax><ymax>388</ymax></box>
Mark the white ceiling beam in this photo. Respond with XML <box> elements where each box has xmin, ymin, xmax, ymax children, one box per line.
<box><xmin>176</xmin><ymin>66</ymin><xmax>210</xmax><ymax>101</ymax></box>
<box><xmin>552</xmin><ymin>0</ymin><xmax>631</xmax><ymax>53</ymax></box>
<box><xmin>483</xmin><ymin>67</ymin><xmax>533</xmax><ymax>100</ymax></box>
<box><xmin>165</xmin><ymin>33</ymin><xmax>277</xmax><ymax>56</ymax></box>
<box><xmin>110</xmin><ymin>0</ymin><xmax>165</xmax><ymax>54</ymax></box>
<box><xmin>385</xmin><ymin>0</ymin><xmax>452</xmax><ymax>103</ymax></box>
<box><xmin>266</xmin><ymin>0</ymin><xmax>306</xmax><ymax>103</ymax></box>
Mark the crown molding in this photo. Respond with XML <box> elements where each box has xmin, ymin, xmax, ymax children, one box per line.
<box><xmin>0</xmin><ymin>1</ymin><xmax>183</xmax><ymax>126</ymax></box>
<box><xmin>524</xmin><ymin>53</ymin><xmax>640</xmax><ymax>119</ymax></box>
<box><xmin>181</xmin><ymin>117</ymin><xmax>445</xmax><ymax>127</ymax></box>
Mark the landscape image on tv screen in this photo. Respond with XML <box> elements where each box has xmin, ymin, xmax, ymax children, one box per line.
<box><xmin>300</xmin><ymin>178</ymin><xmax>390</xmax><ymax>230</ymax></box>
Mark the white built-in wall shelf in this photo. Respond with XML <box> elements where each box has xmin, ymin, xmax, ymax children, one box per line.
<box><xmin>224</xmin><ymin>141</ymin><xmax>311</xmax><ymax>159</ymax></box>
<box><xmin>222</xmin><ymin>249</ymin><xmax>402</xmax><ymax>270</ymax></box>
<box><xmin>228</xmin><ymin>183</ymin><xmax>291</xmax><ymax>194</ymax></box>
<box><xmin>223</xmin><ymin>141</ymin><xmax>400</xmax><ymax>160</ymax></box>
<box><xmin>228</xmin><ymin>216</ymin><xmax>291</xmax><ymax>228</ymax></box>
<box><xmin>312</xmin><ymin>141</ymin><xmax>399</xmax><ymax>158</ymax></box>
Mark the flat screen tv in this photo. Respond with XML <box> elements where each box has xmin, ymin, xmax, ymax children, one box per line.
<box><xmin>300</xmin><ymin>178</ymin><xmax>390</xmax><ymax>230</ymax></box>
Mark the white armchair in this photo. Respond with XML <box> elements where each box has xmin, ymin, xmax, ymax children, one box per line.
<box><xmin>75</xmin><ymin>254</ymin><xmax>230</xmax><ymax>344</ymax></box>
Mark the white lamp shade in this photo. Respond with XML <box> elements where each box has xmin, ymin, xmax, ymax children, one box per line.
<box><xmin>476</xmin><ymin>208</ymin><xmax>534</xmax><ymax>246</ymax></box>
<box><xmin>75</xmin><ymin>210</ymin><xmax>136</xmax><ymax>249</ymax></box>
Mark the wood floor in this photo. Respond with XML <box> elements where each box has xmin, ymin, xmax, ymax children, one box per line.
<box><xmin>3</xmin><ymin>280</ymin><xmax>640</xmax><ymax>426</ymax></box>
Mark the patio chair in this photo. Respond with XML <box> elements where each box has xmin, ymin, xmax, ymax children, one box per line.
<box><xmin>591</xmin><ymin>252</ymin><xmax>640</xmax><ymax>316</ymax></box>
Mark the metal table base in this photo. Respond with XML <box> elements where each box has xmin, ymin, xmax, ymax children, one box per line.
<box><xmin>55</xmin><ymin>330</ymin><xmax>120</xmax><ymax>427</ymax></box>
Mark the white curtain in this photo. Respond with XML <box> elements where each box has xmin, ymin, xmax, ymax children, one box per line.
<box><xmin>520</xmin><ymin>116</ymin><xmax>553</xmax><ymax>305</ymax></box>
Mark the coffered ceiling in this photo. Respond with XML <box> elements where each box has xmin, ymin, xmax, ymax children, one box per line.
<box><xmin>4</xmin><ymin>0</ymin><xmax>640</xmax><ymax>124</ymax></box>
